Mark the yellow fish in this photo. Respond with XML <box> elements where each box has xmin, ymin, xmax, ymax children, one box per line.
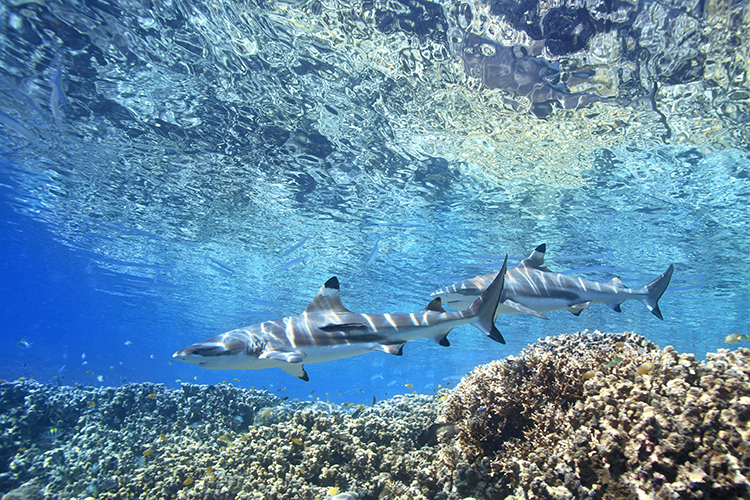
<box><xmin>291</xmin><ymin>437</ymin><xmax>303</xmax><ymax>446</ymax></box>
<box><xmin>636</xmin><ymin>362</ymin><xmax>654</xmax><ymax>375</ymax></box>
<box><xmin>258</xmin><ymin>408</ymin><xmax>273</xmax><ymax>417</ymax></box>
<box><xmin>183</xmin><ymin>476</ymin><xmax>194</xmax><ymax>486</ymax></box>
<box><xmin>86</xmin><ymin>371</ymin><xmax>93</xmax><ymax>375</ymax></box>
<box><xmin>582</xmin><ymin>370</ymin><xmax>596</xmax><ymax>380</ymax></box>
<box><xmin>725</xmin><ymin>333</ymin><xmax>750</xmax><ymax>344</ymax></box>
<box><xmin>142</xmin><ymin>449</ymin><xmax>154</xmax><ymax>456</ymax></box>
<box><xmin>87</xmin><ymin>402</ymin><xmax>96</xmax><ymax>406</ymax></box>
<box><xmin>146</xmin><ymin>393</ymin><xmax>157</xmax><ymax>399</ymax></box>
<box><xmin>404</xmin><ymin>383</ymin><xmax>413</xmax><ymax>388</ymax></box>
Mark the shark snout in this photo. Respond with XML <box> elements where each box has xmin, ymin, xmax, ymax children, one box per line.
<box><xmin>173</xmin><ymin>333</ymin><xmax>253</xmax><ymax>364</ymax></box>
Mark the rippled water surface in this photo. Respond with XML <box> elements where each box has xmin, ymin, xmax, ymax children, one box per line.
<box><xmin>1</xmin><ymin>0</ymin><xmax>749</xmax><ymax>401</ymax></box>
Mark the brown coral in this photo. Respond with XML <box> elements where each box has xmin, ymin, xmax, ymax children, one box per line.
<box><xmin>435</xmin><ymin>330</ymin><xmax>750</xmax><ymax>499</ymax></box>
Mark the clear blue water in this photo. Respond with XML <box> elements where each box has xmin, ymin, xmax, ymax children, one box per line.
<box><xmin>1</xmin><ymin>0</ymin><xmax>749</xmax><ymax>406</ymax></box>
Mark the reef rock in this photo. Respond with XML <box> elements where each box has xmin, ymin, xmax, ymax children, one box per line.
<box><xmin>435</xmin><ymin>330</ymin><xmax>750</xmax><ymax>499</ymax></box>
<box><xmin>2</xmin><ymin>331</ymin><xmax>749</xmax><ymax>500</ymax></box>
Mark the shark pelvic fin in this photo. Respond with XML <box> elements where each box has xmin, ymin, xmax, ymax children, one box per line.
<box><xmin>608</xmin><ymin>302</ymin><xmax>624</xmax><ymax>313</ymax></box>
<box><xmin>502</xmin><ymin>299</ymin><xmax>549</xmax><ymax>320</ymax></box>
<box><xmin>260</xmin><ymin>350</ymin><xmax>305</xmax><ymax>363</ymax></box>
<box><xmin>278</xmin><ymin>362</ymin><xmax>309</xmax><ymax>381</ymax></box>
<box><xmin>567</xmin><ymin>302</ymin><xmax>591</xmax><ymax>316</ymax></box>
<box><xmin>429</xmin><ymin>334</ymin><xmax>450</xmax><ymax>347</ymax></box>
<box><xmin>424</xmin><ymin>297</ymin><xmax>446</xmax><ymax>313</ymax></box>
<box><xmin>518</xmin><ymin>243</ymin><xmax>547</xmax><ymax>270</ymax></box>
<box><xmin>304</xmin><ymin>276</ymin><xmax>355</xmax><ymax>315</ymax></box>
<box><xmin>372</xmin><ymin>343</ymin><xmax>405</xmax><ymax>356</ymax></box>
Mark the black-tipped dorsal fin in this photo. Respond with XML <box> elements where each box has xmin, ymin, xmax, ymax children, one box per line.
<box><xmin>423</xmin><ymin>297</ymin><xmax>446</xmax><ymax>313</ymax></box>
<box><xmin>304</xmin><ymin>277</ymin><xmax>354</xmax><ymax>314</ymax></box>
<box><xmin>518</xmin><ymin>243</ymin><xmax>546</xmax><ymax>270</ymax></box>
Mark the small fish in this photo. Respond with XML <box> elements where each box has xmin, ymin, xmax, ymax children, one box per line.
<box><xmin>97</xmin><ymin>375</ymin><xmax>104</xmax><ymax>382</ymax></box>
<box><xmin>233</xmin><ymin>416</ymin><xmax>244</xmax><ymax>424</ymax></box>
<box><xmin>142</xmin><ymin>449</ymin><xmax>154</xmax><ymax>456</ymax></box>
<box><xmin>114</xmin><ymin>470</ymin><xmax>121</xmax><ymax>475</ymax></box>
<box><xmin>44</xmin><ymin>428</ymin><xmax>62</xmax><ymax>440</ymax></box>
<box><xmin>82</xmin><ymin>353</ymin><xmax>86</xmax><ymax>360</ymax></box>
<box><xmin>160</xmin><ymin>434</ymin><xmax>167</xmax><ymax>441</ymax></box>
<box><xmin>291</xmin><ymin>437</ymin><xmax>303</xmax><ymax>446</ymax></box>
<box><xmin>605</xmin><ymin>357</ymin><xmax>624</xmax><ymax>368</ymax></box>
<box><xmin>17</xmin><ymin>377</ymin><xmax>26</xmax><ymax>381</ymax></box>
<box><xmin>635</xmin><ymin>362</ymin><xmax>654</xmax><ymax>375</ymax></box>
<box><xmin>404</xmin><ymin>383</ymin><xmax>413</xmax><ymax>388</ymax></box>
<box><xmin>281</xmin><ymin>255</ymin><xmax>306</xmax><ymax>269</ymax></box>
<box><xmin>183</xmin><ymin>476</ymin><xmax>194</xmax><ymax>486</ymax></box>
<box><xmin>124</xmin><ymin>341</ymin><xmax>132</xmax><ymax>346</ymax></box>
<box><xmin>582</xmin><ymin>370</ymin><xmax>596</xmax><ymax>380</ymax></box>
<box><xmin>328</xmin><ymin>487</ymin><xmax>340</xmax><ymax>495</ymax></box>
<box><xmin>207</xmin><ymin>466</ymin><xmax>213</xmax><ymax>474</ymax></box>
<box><xmin>417</xmin><ymin>423</ymin><xmax>459</xmax><ymax>447</ymax></box>
<box><xmin>615</xmin><ymin>342</ymin><xmax>626</xmax><ymax>348</ymax></box>
<box><xmin>281</xmin><ymin>233</ymin><xmax>309</xmax><ymax>256</ymax></box>
<box><xmin>17</xmin><ymin>447</ymin><xmax>27</xmax><ymax>452</ymax></box>
<box><xmin>258</xmin><ymin>408</ymin><xmax>273</xmax><ymax>417</ymax></box>
<box><xmin>233</xmin><ymin>378</ymin><xmax>239</xmax><ymax>382</ymax></box>
<box><xmin>86</xmin><ymin>371</ymin><xmax>93</xmax><ymax>375</ymax></box>
<box><xmin>725</xmin><ymin>333</ymin><xmax>750</xmax><ymax>344</ymax></box>
<box><xmin>218</xmin><ymin>435</ymin><xmax>230</xmax><ymax>441</ymax></box>
<box><xmin>146</xmin><ymin>394</ymin><xmax>157</xmax><ymax>399</ymax></box>
<box><xmin>366</xmin><ymin>235</ymin><xmax>380</xmax><ymax>265</ymax></box>
<box><xmin>87</xmin><ymin>402</ymin><xmax>95</xmax><ymax>406</ymax></box>
<box><xmin>357</xmin><ymin>404</ymin><xmax>365</xmax><ymax>410</ymax></box>
<box><xmin>17</xmin><ymin>338</ymin><xmax>31</xmax><ymax>348</ymax></box>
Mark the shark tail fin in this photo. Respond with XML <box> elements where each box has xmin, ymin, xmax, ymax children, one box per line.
<box><xmin>640</xmin><ymin>264</ymin><xmax>675</xmax><ymax>320</ymax></box>
<box><xmin>466</xmin><ymin>255</ymin><xmax>508</xmax><ymax>344</ymax></box>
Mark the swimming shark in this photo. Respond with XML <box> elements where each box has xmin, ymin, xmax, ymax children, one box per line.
<box><xmin>431</xmin><ymin>244</ymin><xmax>674</xmax><ymax>321</ymax></box>
<box><xmin>173</xmin><ymin>257</ymin><xmax>508</xmax><ymax>381</ymax></box>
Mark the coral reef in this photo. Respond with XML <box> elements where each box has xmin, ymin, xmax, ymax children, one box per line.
<box><xmin>2</xmin><ymin>331</ymin><xmax>750</xmax><ymax>500</ymax></box>
<box><xmin>436</xmin><ymin>330</ymin><xmax>750</xmax><ymax>499</ymax></box>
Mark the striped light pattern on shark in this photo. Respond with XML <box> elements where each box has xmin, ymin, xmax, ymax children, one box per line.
<box><xmin>173</xmin><ymin>257</ymin><xmax>508</xmax><ymax>381</ymax></box>
<box><xmin>432</xmin><ymin>244</ymin><xmax>674</xmax><ymax>321</ymax></box>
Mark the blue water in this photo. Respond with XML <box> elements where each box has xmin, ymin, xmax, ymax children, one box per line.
<box><xmin>1</xmin><ymin>0</ymin><xmax>749</xmax><ymax>406</ymax></box>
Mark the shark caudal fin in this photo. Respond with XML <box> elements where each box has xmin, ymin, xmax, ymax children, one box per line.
<box><xmin>467</xmin><ymin>255</ymin><xmax>508</xmax><ymax>344</ymax></box>
<box><xmin>640</xmin><ymin>264</ymin><xmax>675</xmax><ymax>320</ymax></box>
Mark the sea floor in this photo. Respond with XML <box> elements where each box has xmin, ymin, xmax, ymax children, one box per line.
<box><xmin>1</xmin><ymin>331</ymin><xmax>748</xmax><ymax>500</ymax></box>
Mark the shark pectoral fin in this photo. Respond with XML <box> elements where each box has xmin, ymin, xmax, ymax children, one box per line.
<box><xmin>502</xmin><ymin>299</ymin><xmax>549</xmax><ymax>320</ymax></box>
<box><xmin>429</xmin><ymin>334</ymin><xmax>450</xmax><ymax>347</ymax></box>
<box><xmin>260</xmin><ymin>350</ymin><xmax>305</xmax><ymax>363</ymax></box>
<box><xmin>278</xmin><ymin>363</ymin><xmax>309</xmax><ymax>381</ymax></box>
<box><xmin>567</xmin><ymin>301</ymin><xmax>591</xmax><ymax>316</ymax></box>
<box><xmin>371</xmin><ymin>343</ymin><xmax>405</xmax><ymax>356</ymax></box>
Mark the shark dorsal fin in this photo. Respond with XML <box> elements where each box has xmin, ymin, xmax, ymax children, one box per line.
<box><xmin>423</xmin><ymin>297</ymin><xmax>446</xmax><ymax>313</ymax></box>
<box><xmin>304</xmin><ymin>277</ymin><xmax>354</xmax><ymax>314</ymax></box>
<box><xmin>518</xmin><ymin>243</ymin><xmax>547</xmax><ymax>270</ymax></box>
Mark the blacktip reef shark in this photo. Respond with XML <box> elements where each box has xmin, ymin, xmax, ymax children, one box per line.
<box><xmin>432</xmin><ymin>244</ymin><xmax>674</xmax><ymax>321</ymax></box>
<box><xmin>173</xmin><ymin>257</ymin><xmax>509</xmax><ymax>381</ymax></box>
